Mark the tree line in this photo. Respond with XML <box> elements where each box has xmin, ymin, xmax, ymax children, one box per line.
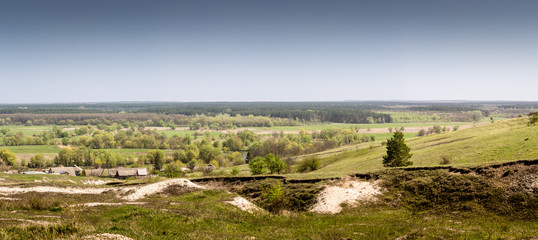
<box><xmin>0</xmin><ymin>113</ymin><xmax>298</xmax><ymax>128</ymax></box>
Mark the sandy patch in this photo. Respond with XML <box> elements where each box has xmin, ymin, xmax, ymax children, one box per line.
<box><xmin>311</xmin><ymin>180</ymin><xmax>381</xmax><ymax>214</ymax></box>
<box><xmin>82</xmin><ymin>179</ymin><xmax>109</xmax><ymax>185</ymax></box>
<box><xmin>120</xmin><ymin>179</ymin><xmax>205</xmax><ymax>201</ymax></box>
<box><xmin>226</xmin><ymin>196</ymin><xmax>262</xmax><ymax>213</ymax></box>
<box><xmin>0</xmin><ymin>179</ymin><xmax>204</xmax><ymax>202</ymax></box>
<box><xmin>0</xmin><ymin>186</ymin><xmax>111</xmax><ymax>195</ymax></box>
<box><xmin>144</xmin><ymin>127</ymin><xmax>171</xmax><ymax>131</ymax></box>
<box><xmin>83</xmin><ymin>233</ymin><xmax>134</xmax><ymax>240</ymax></box>
<box><xmin>0</xmin><ymin>197</ymin><xmax>18</xmax><ymax>200</ymax></box>
<box><xmin>80</xmin><ymin>202</ymin><xmax>147</xmax><ymax>207</ymax></box>
<box><xmin>0</xmin><ymin>218</ymin><xmax>53</xmax><ymax>225</ymax></box>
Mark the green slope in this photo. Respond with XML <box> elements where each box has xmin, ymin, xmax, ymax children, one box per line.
<box><xmin>289</xmin><ymin>117</ymin><xmax>537</xmax><ymax>179</ymax></box>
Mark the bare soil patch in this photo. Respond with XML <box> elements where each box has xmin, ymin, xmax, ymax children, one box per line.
<box><xmin>225</xmin><ymin>196</ymin><xmax>263</xmax><ymax>213</ymax></box>
<box><xmin>311</xmin><ymin>178</ymin><xmax>381</xmax><ymax>214</ymax></box>
<box><xmin>0</xmin><ymin>179</ymin><xmax>205</xmax><ymax>202</ymax></box>
<box><xmin>83</xmin><ymin>233</ymin><xmax>134</xmax><ymax>240</ymax></box>
<box><xmin>120</xmin><ymin>179</ymin><xmax>205</xmax><ymax>201</ymax></box>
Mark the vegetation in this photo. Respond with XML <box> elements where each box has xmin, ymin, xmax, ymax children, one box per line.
<box><xmin>0</xmin><ymin>149</ymin><xmax>17</xmax><ymax>166</ymax></box>
<box><xmin>382</xmin><ymin>131</ymin><xmax>413</xmax><ymax>167</ymax></box>
<box><xmin>146</xmin><ymin>150</ymin><xmax>165</xmax><ymax>171</ymax></box>
<box><xmin>248</xmin><ymin>153</ymin><xmax>287</xmax><ymax>175</ymax></box>
<box><xmin>296</xmin><ymin>157</ymin><xmax>320</xmax><ymax>173</ymax></box>
<box><xmin>285</xmin><ymin>117</ymin><xmax>537</xmax><ymax>179</ymax></box>
<box><xmin>528</xmin><ymin>112</ymin><xmax>538</xmax><ymax>126</ymax></box>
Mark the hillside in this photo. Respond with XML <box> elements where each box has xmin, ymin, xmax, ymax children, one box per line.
<box><xmin>290</xmin><ymin>117</ymin><xmax>537</xmax><ymax>179</ymax></box>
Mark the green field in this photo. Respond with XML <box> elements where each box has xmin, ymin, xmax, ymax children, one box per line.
<box><xmin>0</xmin><ymin>125</ymin><xmax>53</xmax><ymax>136</ymax></box>
<box><xmin>2</xmin><ymin>145</ymin><xmax>62</xmax><ymax>154</ymax></box>
<box><xmin>284</xmin><ymin>117</ymin><xmax>537</xmax><ymax>179</ymax></box>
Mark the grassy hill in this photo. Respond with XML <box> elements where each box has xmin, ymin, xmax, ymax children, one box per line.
<box><xmin>289</xmin><ymin>117</ymin><xmax>537</xmax><ymax>179</ymax></box>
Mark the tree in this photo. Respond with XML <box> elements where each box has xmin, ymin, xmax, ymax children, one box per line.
<box><xmin>147</xmin><ymin>150</ymin><xmax>165</xmax><ymax>170</ymax></box>
<box><xmin>29</xmin><ymin>153</ymin><xmax>45</xmax><ymax>168</ymax></box>
<box><xmin>55</xmin><ymin>148</ymin><xmax>74</xmax><ymax>166</ymax></box>
<box><xmin>248</xmin><ymin>156</ymin><xmax>265</xmax><ymax>175</ymax></box>
<box><xmin>0</xmin><ymin>149</ymin><xmax>17</xmax><ymax>166</ymax></box>
<box><xmin>264</xmin><ymin>153</ymin><xmax>287</xmax><ymax>174</ymax></box>
<box><xmin>164</xmin><ymin>161</ymin><xmax>184</xmax><ymax>178</ymax></box>
<box><xmin>382</xmin><ymin>131</ymin><xmax>413</xmax><ymax>167</ymax></box>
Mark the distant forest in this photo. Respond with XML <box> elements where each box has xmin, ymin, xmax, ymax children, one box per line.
<box><xmin>0</xmin><ymin>101</ymin><xmax>535</xmax><ymax>125</ymax></box>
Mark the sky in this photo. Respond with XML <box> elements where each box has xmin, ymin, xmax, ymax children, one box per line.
<box><xmin>1</xmin><ymin>0</ymin><xmax>537</xmax><ymax>103</ymax></box>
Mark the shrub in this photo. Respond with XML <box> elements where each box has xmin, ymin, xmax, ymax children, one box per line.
<box><xmin>0</xmin><ymin>149</ymin><xmax>17</xmax><ymax>166</ymax></box>
<box><xmin>439</xmin><ymin>155</ymin><xmax>452</xmax><ymax>165</ymax></box>
<box><xmin>230</xmin><ymin>167</ymin><xmax>240</xmax><ymax>176</ymax></box>
<box><xmin>28</xmin><ymin>154</ymin><xmax>45</xmax><ymax>168</ymax></box>
<box><xmin>528</xmin><ymin>112</ymin><xmax>538</xmax><ymax>126</ymax></box>
<box><xmin>265</xmin><ymin>153</ymin><xmax>287</xmax><ymax>174</ymax></box>
<box><xmin>163</xmin><ymin>161</ymin><xmax>185</xmax><ymax>178</ymax></box>
<box><xmin>380</xmin><ymin>170</ymin><xmax>537</xmax><ymax>219</ymax></box>
<box><xmin>239</xmin><ymin>179</ymin><xmax>322</xmax><ymax>213</ymax></box>
<box><xmin>248</xmin><ymin>157</ymin><xmax>265</xmax><ymax>175</ymax></box>
<box><xmin>297</xmin><ymin>157</ymin><xmax>320</xmax><ymax>173</ymax></box>
<box><xmin>263</xmin><ymin>183</ymin><xmax>284</xmax><ymax>213</ymax></box>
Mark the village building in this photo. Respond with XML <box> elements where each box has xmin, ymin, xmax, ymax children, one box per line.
<box><xmin>84</xmin><ymin>168</ymin><xmax>104</xmax><ymax>177</ymax></box>
<box><xmin>48</xmin><ymin>166</ymin><xmax>83</xmax><ymax>176</ymax></box>
<box><xmin>102</xmin><ymin>168</ymin><xmax>149</xmax><ymax>179</ymax></box>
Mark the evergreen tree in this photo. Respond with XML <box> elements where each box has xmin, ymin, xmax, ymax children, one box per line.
<box><xmin>382</xmin><ymin>132</ymin><xmax>413</xmax><ymax>167</ymax></box>
<box><xmin>147</xmin><ymin>149</ymin><xmax>165</xmax><ymax>170</ymax></box>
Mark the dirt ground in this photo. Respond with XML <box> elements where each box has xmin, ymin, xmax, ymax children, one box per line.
<box><xmin>310</xmin><ymin>177</ymin><xmax>381</xmax><ymax>214</ymax></box>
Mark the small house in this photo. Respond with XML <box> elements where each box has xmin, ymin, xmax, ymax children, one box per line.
<box><xmin>115</xmin><ymin>169</ymin><xmax>138</xmax><ymax>179</ymax></box>
<box><xmin>85</xmin><ymin>168</ymin><xmax>104</xmax><ymax>177</ymax></box>
<box><xmin>49</xmin><ymin>166</ymin><xmax>83</xmax><ymax>176</ymax></box>
<box><xmin>137</xmin><ymin>168</ymin><xmax>148</xmax><ymax>176</ymax></box>
<box><xmin>21</xmin><ymin>171</ymin><xmax>46</xmax><ymax>174</ymax></box>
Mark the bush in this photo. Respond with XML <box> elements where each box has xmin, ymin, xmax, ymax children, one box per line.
<box><xmin>528</xmin><ymin>112</ymin><xmax>538</xmax><ymax>126</ymax></box>
<box><xmin>230</xmin><ymin>167</ymin><xmax>240</xmax><ymax>176</ymax></box>
<box><xmin>28</xmin><ymin>154</ymin><xmax>45</xmax><ymax>168</ymax></box>
<box><xmin>263</xmin><ymin>183</ymin><xmax>284</xmax><ymax>213</ymax></box>
<box><xmin>238</xmin><ymin>179</ymin><xmax>322</xmax><ymax>213</ymax></box>
<box><xmin>248</xmin><ymin>157</ymin><xmax>265</xmax><ymax>175</ymax></box>
<box><xmin>297</xmin><ymin>157</ymin><xmax>320</xmax><ymax>173</ymax></box>
<box><xmin>265</xmin><ymin>153</ymin><xmax>287</xmax><ymax>174</ymax></box>
<box><xmin>163</xmin><ymin>161</ymin><xmax>185</xmax><ymax>178</ymax></box>
<box><xmin>380</xmin><ymin>170</ymin><xmax>538</xmax><ymax>219</ymax></box>
<box><xmin>0</xmin><ymin>149</ymin><xmax>17</xmax><ymax>166</ymax></box>
<box><xmin>439</xmin><ymin>155</ymin><xmax>452</xmax><ymax>165</ymax></box>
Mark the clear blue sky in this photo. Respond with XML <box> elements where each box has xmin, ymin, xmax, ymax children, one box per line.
<box><xmin>1</xmin><ymin>0</ymin><xmax>537</xmax><ymax>103</ymax></box>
